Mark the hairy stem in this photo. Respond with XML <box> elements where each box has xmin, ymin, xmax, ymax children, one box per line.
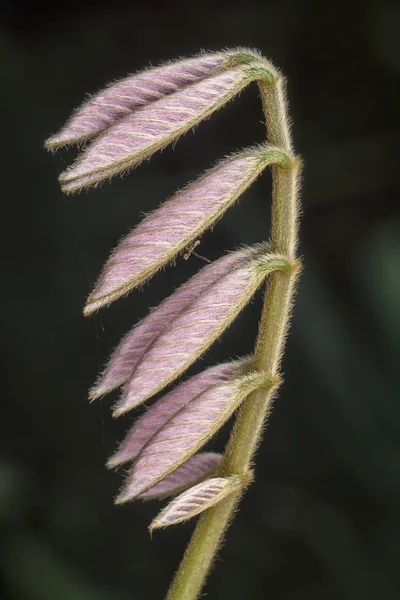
<box><xmin>166</xmin><ymin>74</ymin><xmax>301</xmax><ymax>600</ymax></box>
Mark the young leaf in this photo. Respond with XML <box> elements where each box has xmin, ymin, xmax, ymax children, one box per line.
<box><xmin>44</xmin><ymin>52</ymin><xmax>229</xmax><ymax>150</ymax></box>
<box><xmin>115</xmin><ymin>245</ymin><xmax>290</xmax><ymax>415</ymax></box>
<box><xmin>150</xmin><ymin>476</ymin><xmax>242</xmax><ymax>530</ymax></box>
<box><xmin>83</xmin><ymin>145</ymin><xmax>290</xmax><ymax>303</ymax></box>
<box><xmin>139</xmin><ymin>452</ymin><xmax>223</xmax><ymax>500</ymax></box>
<box><xmin>107</xmin><ymin>359</ymin><xmax>249</xmax><ymax>468</ymax></box>
<box><xmin>115</xmin><ymin>371</ymin><xmax>273</xmax><ymax>503</ymax></box>
<box><xmin>45</xmin><ymin>48</ymin><xmax>265</xmax><ymax>151</ymax></box>
<box><xmin>90</xmin><ymin>250</ymin><xmax>250</xmax><ymax>399</ymax></box>
<box><xmin>59</xmin><ymin>62</ymin><xmax>276</xmax><ymax>190</ymax></box>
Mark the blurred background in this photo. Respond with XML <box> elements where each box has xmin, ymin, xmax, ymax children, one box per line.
<box><xmin>1</xmin><ymin>0</ymin><xmax>399</xmax><ymax>598</ymax></box>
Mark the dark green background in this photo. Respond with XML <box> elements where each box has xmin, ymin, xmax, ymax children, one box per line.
<box><xmin>2</xmin><ymin>0</ymin><xmax>399</xmax><ymax>598</ymax></box>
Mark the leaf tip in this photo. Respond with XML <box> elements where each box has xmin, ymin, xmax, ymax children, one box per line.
<box><xmin>106</xmin><ymin>455</ymin><xmax>119</xmax><ymax>470</ymax></box>
<box><xmin>83</xmin><ymin>300</ymin><xmax>97</xmax><ymax>317</ymax></box>
<box><xmin>88</xmin><ymin>388</ymin><xmax>100</xmax><ymax>402</ymax></box>
<box><xmin>114</xmin><ymin>488</ymin><xmax>133</xmax><ymax>505</ymax></box>
<box><xmin>44</xmin><ymin>135</ymin><xmax>64</xmax><ymax>151</ymax></box>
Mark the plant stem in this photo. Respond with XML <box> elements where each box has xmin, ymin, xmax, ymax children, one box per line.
<box><xmin>166</xmin><ymin>74</ymin><xmax>301</xmax><ymax>600</ymax></box>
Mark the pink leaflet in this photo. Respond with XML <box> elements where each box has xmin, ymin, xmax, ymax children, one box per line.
<box><xmin>107</xmin><ymin>361</ymin><xmax>246</xmax><ymax>467</ymax></box>
<box><xmin>85</xmin><ymin>150</ymin><xmax>264</xmax><ymax>307</ymax></box>
<box><xmin>59</xmin><ymin>69</ymin><xmax>253</xmax><ymax>187</ymax></box>
<box><xmin>116</xmin><ymin>373</ymin><xmax>262</xmax><ymax>503</ymax></box>
<box><xmin>45</xmin><ymin>52</ymin><xmax>227</xmax><ymax>149</ymax></box>
<box><xmin>90</xmin><ymin>249</ymin><xmax>250</xmax><ymax>399</ymax></box>
<box><xmin>150</xmin><ymin>476</ymin><xmax>241</xmax><ymax>529</ymax></box>
<box><xmin>116</xmin><ymin>245</ymin><xmax>269</xmax><ymax>414</ymax></box>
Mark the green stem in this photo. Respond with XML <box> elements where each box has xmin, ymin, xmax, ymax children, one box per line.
<box><xmin>166</xmin><ymin>74</ymin><xmax>301</xmax><ymax>600</ymax></box>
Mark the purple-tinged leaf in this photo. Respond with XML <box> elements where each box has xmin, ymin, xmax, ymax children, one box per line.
<box><xmin>139</xmin><ymin>452</ymin><xmax>223</xmax><ymax>500</ymax></box>
<box><xmin>149</xmin><ymin>476</ymin><xmax>242</xmax><ymax>530</ymax></box>
<box><xmin>107</xmin><ymin>360</ymin><xmax>248</xmax><ymax>468</ymax></box>
<box><xmin>89</xmin><ymin>250</ymin><xmax>250</xmax><ymax>399</ymax></box>
<box><xmin>115</xmin><ymin>371</ymin><xmax>274</xmax><ymax>503</ymax></box>
<box><xmin>59</xmin><ymin>62</ymin><xmax>276</xmax><ymax>190</ymax></box>
<box><xmin>45</xmin><ymin>52</ymin><xmax>228</xmax><ymax>150</ymax></box>
<box><xmin>45</xmin><ymin>48</ymin><xmax>265</xmax><ymax>151</ymax></box>
<box><xmin>84</xmin><ymin>146</ymin><xmax>289</xmax><ymax>304</ymax></box>
<box><xmin>115</xmin><ymin>245</ymin><xmax>290</xmax><ymax>415</ymax></box>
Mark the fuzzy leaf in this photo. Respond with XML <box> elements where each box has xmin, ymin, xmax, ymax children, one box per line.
<box><xmin>150</xmin><ymin>476</ymin><xmax>242</xmax><ymax>530</ymax></box>
<box><xmin>107</xmin><ymin>360</ymin><xmax>248</xmax><ymax>468</ymax></box>
<box><xmin>139</xmin><ymin>452</ymin><xmax>223</xmax><ymax>500</ymax></box>
<box><xmin>59</xmin><ymin>62</ymin><xmax>276</xmax><ymax>191</ymax></box>
<box><xmin>44</xmin><ymin>52</ymin><xmax>229</xmax><ymax>150</ymax></box>
<box><xmin>84</xmin><ymin>146</ymin><xmax>289</xmax><ymax>306</ymax></box>
<box><xmin>45</xmin><ymin>48</ymin><xmax>265</xmax><ymax>151</ymax></box>
<box><xmin>90</xmin><ymin>250</ymin><xmax>250</xmax><ymax>399</ymax></box>
<box><xmin>115</xmin><ymin>371</ymin><xmax>273</xmax><ymax>503</ymax></box>
<box><xmin>114</xmin><ymin>245</ymin><xmax>290</xmax><ymax>415</ymax></box>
